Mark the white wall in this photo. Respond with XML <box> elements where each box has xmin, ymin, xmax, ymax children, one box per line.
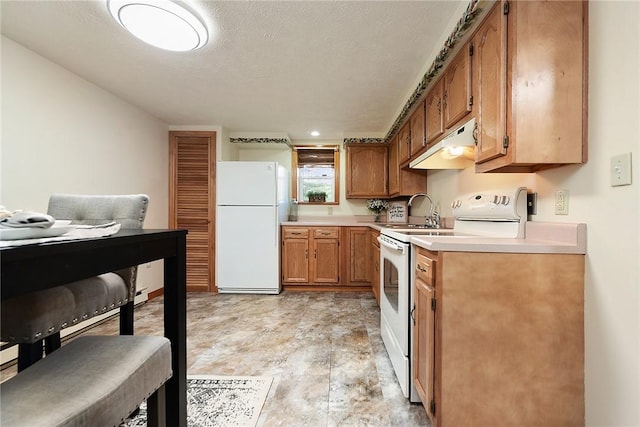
<box><xmin>426</xmin><ymin>2</ymin><xmax>640</xmax><ymax>425</ymax></box>
<box><xmin>1</xmin><ymin>36</ymin><xmax>170</xmax><ymax>293</ymax></box>
<box><xmin>234</xmin><ymin>139</ymin><xmax>373</xmax><ymax>217</ymax></box>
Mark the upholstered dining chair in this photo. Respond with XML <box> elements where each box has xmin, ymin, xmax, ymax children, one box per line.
<box><xmin>0</xmin><ymin>193</ymin><xmax>149</xmax><ymax>371</ymax></box>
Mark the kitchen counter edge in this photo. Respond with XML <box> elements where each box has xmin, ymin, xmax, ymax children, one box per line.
<box><xmin>411</xmin><ymin>222</ymin><xmax>586</xmax><ymax>254</ymax></box>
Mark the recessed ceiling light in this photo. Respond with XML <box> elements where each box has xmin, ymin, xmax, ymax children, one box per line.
<box><xmin>107</xmin><ymin>0</ymin><xmax>208</xmax><ymax>52</ymax></box>
<box><xmin>310</xmin><ymin>130</ymin><xmax>320</xmax><ymax>137</ymax></box>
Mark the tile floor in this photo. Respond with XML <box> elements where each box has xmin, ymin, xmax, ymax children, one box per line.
<box><xmin>3</xmin><ymin>291</ymin><xmax>430</xmax><ymax>427</ymax></box>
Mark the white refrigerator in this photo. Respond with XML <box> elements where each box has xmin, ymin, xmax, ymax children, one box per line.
<box><xmin>216</xmin><ymin>161</ymin><xmax>289</xmax><ymax>294</ymax></box>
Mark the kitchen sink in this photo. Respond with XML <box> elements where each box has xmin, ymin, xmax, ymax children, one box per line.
<box><xmin>393</xmin><ymin>229</ymin><xmax>467</xmax><ymax>236</ymax></box>
<box><xmin>383</xmin><ymin>224</ymin><xmax>453</xmax><ymax>231</ymax></box>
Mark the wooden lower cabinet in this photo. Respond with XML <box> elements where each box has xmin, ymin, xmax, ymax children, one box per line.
<box><xmin>413</xmin><ymin>249</ymin><xmax>436</xmax><ymax>424</ymax></box>
<box><xmin>281</xmin><ymin>233</ymin><xmax>309</xmax><ymax>283</ymax></box>
<box><xmin>413</xmin><ymin>247</ymin><xmax>585</xmax><ymax>426</ymax></box>
<box><xmin>282</xmin><ymin>226</ymin><xmax>374</xmax><ymax>289</ymax></box>
<box><xmin>312</xmin><ymin>230</ymin><xmax>340</xmax><ymax>283</ymax></box>
<box><xmin>370</xmin><ymin>230</ymin><xmax>380</xmax><ymax>305</ymax></box>
<box><xmin>342</xmin><ymin>227</ymin><xmax>370</xmax><ymax>286</ymax></box>
<box><xmin>282</xmin><ymin>226</ymin><xmax>339</xmax><ymax>285</ymax></box>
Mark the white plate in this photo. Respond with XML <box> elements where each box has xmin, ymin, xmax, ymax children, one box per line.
<box><xmin>0</xmin><ymin>221</ymin><xmax>75</xmax><ymax>241</ymax></box>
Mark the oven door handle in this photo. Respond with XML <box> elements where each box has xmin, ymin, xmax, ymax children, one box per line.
<box><xmin>377</xmin><ymin>236</ymin><xmax>406</xmax><ymax>252</ymax></box>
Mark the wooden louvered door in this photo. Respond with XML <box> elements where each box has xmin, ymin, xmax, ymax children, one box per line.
<box><xmin>169</xmin><ymin>131</ymin><xmax>216</xmax><ymax>292</ymax></box>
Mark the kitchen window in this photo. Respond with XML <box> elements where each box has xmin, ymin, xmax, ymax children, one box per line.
<box><xmin>292</xmin><ymin>145</ymin><xmax>340</xmax><ymax>204</ymax></box>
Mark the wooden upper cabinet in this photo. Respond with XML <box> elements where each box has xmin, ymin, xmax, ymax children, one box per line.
<box><xmin>387</xmin><ymin>135</ymin><xmax>400</xmax><ymax>196</ymax></box>
<box><xmin>345</xmin><ymin>143</ymin><xmax>388</xmax><ymax>199</ymax></box>
<box><xmin>473</xmin><ymin>3</ymin><xmax>506</xmax><ymax>164</ymax></box>
<box><xmin>474</xmin><ymin>0</ymin><xmax>588</xmax><ymax>172</ymax></box>
<box><xmin>410</xmin><ymin>100</ymin><xmax>426</xmax><ymax>157</ymax></box>
<box><xmin>443</xmin><ymin>44</ymin><xmax>473</xmax><ymax>129</ymax></box>
<box><xmin>425</xmin><ymin>45</ymin><xmax>471</xmax><ymax>150</ymax></box>
<box><xmin>425</xmin><ymin>78</ymin><xmax>445</xmax><ymax>146</ymax></box>
<box><xmin>398</xmin><ymin>123</ymin><xmax>411</xmax><ymax>165</ymax></box>
<box><xmin>387</xmin><ymin>133</ymin><xmax>427</xmax><ymax>198</ymax></box>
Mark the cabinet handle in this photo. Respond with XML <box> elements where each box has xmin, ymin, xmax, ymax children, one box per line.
<box><xmin>437</xmin><ymin>98</ymin><xmax>441</xmax><ymax>115</ymax></box>
<box><xmin>305</xmin><ymin>249</ymin><xmax>308</xmax><ymax>259</ymax></box>
<box><xmin>314</xmin><ymin>249</ymin><xmax>317</xmax><ymax>259</ymax></box>
<box><xmin>292</xmin><ymin>232</ymin><xmax>302</xmax><ymax>235</ymax></box>
<box><xmin>410</xmin><ymin>305</ymin><xmax>416</xmax><ymax>325</ymax></box>
<box><xmin>321</xmin><ymin>232</ymin><xmax>330</xmax><ymax>235</ymax></box>
<box><xmin>443</xmin><ymin>91</ymin><xmax>448</xmax><ymax>108</ymax></box>
<box><xmin>417</xmin><ymin>264</ymin><xmax>428</xmax><ymax>273</ymax></box>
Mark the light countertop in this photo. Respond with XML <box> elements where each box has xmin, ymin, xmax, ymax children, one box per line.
<box><xmin>411</xmin><ymin>222</ymin><xmax>586</xmax><ymax>254</ymax></box>
<box><xmin>281</xmin><ymin>215</ymin><xmax>379</xmax><ymax>227</ymax></box>
<box><xmin>282</xmin><ymin>217</ymin><xmax>586</xmax><ymax>254</ymax></box>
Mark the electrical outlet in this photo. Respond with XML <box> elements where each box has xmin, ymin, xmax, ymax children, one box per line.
<box><xmin>611</xmin><ymin>153</ymin><xmax>632</xmax><ymax>186</ymax></box>
<box><xmin>327</xmin><ymin>206</ymin><xmax>333</xmax><ymax>216</ymax></box>
<box><xmin>555</xmin><ymin>190</ymin><xmax>569</xmax><ymax>215</ymax></box>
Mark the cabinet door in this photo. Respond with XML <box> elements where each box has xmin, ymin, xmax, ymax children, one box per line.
<box><xmin>313</xmin><ymin>238</ymin><xmax>340</xmax><ymax>283</ymax></box>
<box><xmin>347</xmin><ymin>228</ymin><xmax>370</xmax><ymax>285</ymax></box>
<box><xmin>346</xmin><ymin>144</ymin><xmax>388</xmax><ymax>198</ymax></box>
<box><xmin>473</xmin><ymin>2</ymin><xmax>507</xmax><ymax>164</ymax></box>
<box><xmin>169</xmin><ymin>131</ymin><xmax>216</xmax><ymax>292</ymax></box>
<box><xmin>398</xmin><ymin>123</ymin><xmax>411</xmax><ymax>164</ymax></box>
<box><xmin>410</xmin><ymin>100</ymin><xmax>426</xmax><ymax>156</ymax></box>
<box><xmin>371</xmin><ymin>232</ymin><xmax>380</xmax><ymax>306</ymax></box>
<box><xmin>414</xmin><ymin>277</ymin><xmax>436</xmax><ymax>424</ymax></box>
<box><xmin>443</xmin><ymin>44</ymin><xmax>472</xmax><ymax>128</ymax></box>
<box><xmin>425</xmin><ymin>79</ymin><xmax>445</xmax><ymax>145</ymax></box>
<box><xmin>282</xmin><ymin>238</ymin><xmax>309</xmax><ymax>283</ymax></box>
<box><xmin>399</xmin><ymin>169</ymin><xmax>427</xmax><ymax>197</ymax></box>
<box><xmin>388</xmin><ymin>135</ymin><xmax>400</xmax><ymax>197</ymax></box>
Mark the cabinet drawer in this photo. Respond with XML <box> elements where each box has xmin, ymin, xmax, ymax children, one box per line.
<box><xmin>283</xmin><ymin>228</ymin><xmax>309</xmax><ymax>239</ymax></box>
<box><xmin>313</xmin><ymin>227</ymin><xmax>339</xmax><ymax>239</ymax></box>
<box><xmin>415</xmin><ymin>252</ymin><xmax>435</xmax><ymax>285</ymax></box>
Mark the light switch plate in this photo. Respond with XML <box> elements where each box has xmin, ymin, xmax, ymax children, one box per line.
<box><xmin>611</xmin><ymin>153</ymin><xmax>632</xmax><ymax>187</ymax></box>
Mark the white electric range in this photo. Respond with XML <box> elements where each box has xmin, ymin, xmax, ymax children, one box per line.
<box><xmin>377</xmin><ymin>186</ymin><xmax>528</xmax><ymax>402</ymax></box>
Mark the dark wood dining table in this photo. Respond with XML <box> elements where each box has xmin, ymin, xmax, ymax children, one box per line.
<box><xmin>0</xmin><ymin>228</ymin><xmax>188</xmax><ymax>427</ymax></box>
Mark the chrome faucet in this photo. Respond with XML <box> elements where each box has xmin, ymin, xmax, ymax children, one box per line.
<box><xmin>407</xmin><ymin>193</ymin><xmax>440</xmax><ymax>228</ymax></box>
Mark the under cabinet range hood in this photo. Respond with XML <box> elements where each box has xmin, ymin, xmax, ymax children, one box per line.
<box><xmin>410</xmin><ymin>117</ymin><xmax>476</xmax><ymax>169</ymax></box>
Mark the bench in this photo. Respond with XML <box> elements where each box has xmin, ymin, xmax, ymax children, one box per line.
<box><xmin>0</xmin><ymin>335</ymin><xmax>172</xmax><ymax>427</ymax></box>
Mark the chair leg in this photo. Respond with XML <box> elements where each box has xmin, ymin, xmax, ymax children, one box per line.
<box><xmin>120</xmin><ymin>301</ymin><xmax>134</xmax><ymax>335</ymax></box>
<box><xmin>44</xmin><ymin>333</ymin><xmax>61</xmax><ymax>354</ymax></box>
<box><xmin>146</xmin><ymin>384</ymin><xmax>166</xmax><ymax>427</ymax></box>
<box><xmin>17</xmin><ymin>341</ymin><xmax>43</xmax><ymax>372</ymax></box>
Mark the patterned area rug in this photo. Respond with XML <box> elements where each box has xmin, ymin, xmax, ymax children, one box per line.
<box><xmin>124</xmin><ymin>375</ymin><xmax>273</xmax><ymax>427</ymax></box>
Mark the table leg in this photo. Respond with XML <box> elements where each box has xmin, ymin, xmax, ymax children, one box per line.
<box><xmin>163</xmin><ymin>234</ymin><xmax>187</xmax><ymax>427</ymax></box>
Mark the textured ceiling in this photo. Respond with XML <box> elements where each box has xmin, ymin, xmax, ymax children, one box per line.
<box><xmin>1</xmin><ymin>0</ymin><xmax>466</xmax><ymax>140</ymax></box>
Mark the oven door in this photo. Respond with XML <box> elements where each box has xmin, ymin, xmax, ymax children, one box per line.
<box><xmin>378</xmin><ymin>234</ymin><xmax>410</xmax><ymax>396</ymax></box>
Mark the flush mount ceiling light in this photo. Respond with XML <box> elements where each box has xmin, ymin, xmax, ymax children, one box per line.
<box><xmin>108</xmin><ymin>0</ymin><xmax>208</xmax><ymax>52</ymax></box>
<box><xmin>309</xmin><ymin>130</ymin><xmax>320</xmax><ymax>137</ymax></box>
